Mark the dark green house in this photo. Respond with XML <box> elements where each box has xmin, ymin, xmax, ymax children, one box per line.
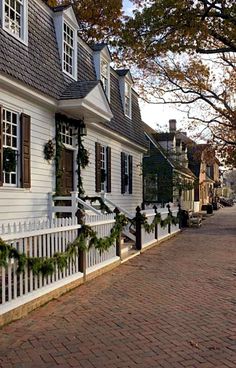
<box><xmin>143</xmin><ymin>122</ymin><xmax>196</xmax><ymax>209</ymax></box>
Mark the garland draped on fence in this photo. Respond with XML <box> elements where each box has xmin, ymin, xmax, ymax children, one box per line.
<box><xmin>0</xmin><ymin>209</ymin><xmax>179</xmax><ymax>277</ymax></box>
<box><xmin>0</xmin><ymin>214</ymin><xmax>128</xmax><ymax>277</ymax></box>
<box><xmin>131</xmin><ymin>209</ymin><xmax>179</xmax><ymax>234</ymax></box>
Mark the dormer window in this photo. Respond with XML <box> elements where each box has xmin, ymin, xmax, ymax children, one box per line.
<box><xmin>124</xmin><ymin>81</ymin><xmax>131</xmax><ymax>118</ymax></box>
<box><xmin>92</xmin><ymin>45</ymin><xmax>111</xmax><ymax>100</ymax></box>
<box><xmin>101</xmin><ymin>59</ymin><xmax>109</xmax><ymax>96</ymax></box>
<box><xmin>53</xmin><ymin>6</ymin><xmax>78</xmax><ymax>79</ymax></box>
<box><xmin>2</xmin><ymin>0</ymin><xmax>28</xmax><ymax>43</ymax></box>
<box><xmin>63</xmin><ymin>22</ymin><xmax>75</xmax><ymax>77</ymax></box>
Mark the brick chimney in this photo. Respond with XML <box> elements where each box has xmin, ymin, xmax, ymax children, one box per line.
<box><xmin>169</xmin><ymin>119</ymin><xmax>177</xmax><ymax>133</ymax></box>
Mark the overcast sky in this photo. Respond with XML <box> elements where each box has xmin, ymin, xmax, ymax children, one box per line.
<box><xmin>122</xmin><ymin>0</ymin><xmax>187</xmax><ymax>132</ymax></box>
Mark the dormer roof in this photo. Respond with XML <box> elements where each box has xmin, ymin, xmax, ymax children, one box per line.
<box><xmin>53</xmin><ymin>4</ymin><xmax>78</xmax><ymax>28</ymax></box>
<box><xmin>91</xmin><ymin>43</ymin><xmax>112</xmax><ymax>61</ymax></box>
<box><xmin>52</xmin><ymin>5</ymin><xmax>71</xmax><ymax>13</ymax></box>
<box><xmin>115</xmin><ymin>69</ymin><xmax>133</xmax><ymax>83</ymax></box>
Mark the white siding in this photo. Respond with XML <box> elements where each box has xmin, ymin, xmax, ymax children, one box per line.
<box><xmin>0</xmin><ymin>87</ymin><xmax>55</xmax><ymax>224</ymax></box>
<box><xmin>82</xmin><ymin>126</ymin><xmax>143</xmax><ymax>214</ymax></box>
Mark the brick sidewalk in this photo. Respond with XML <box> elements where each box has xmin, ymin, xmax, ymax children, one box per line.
<box><xmin>1</xmin><ymin>207</ymin><xmax>236</xmax><ymax>368</ymax></box>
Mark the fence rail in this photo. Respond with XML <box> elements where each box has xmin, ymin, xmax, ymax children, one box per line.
<box><xmin>85</xmin><ymin>214</ymin><xmax>117</xmax><ymax>270</ymax></box>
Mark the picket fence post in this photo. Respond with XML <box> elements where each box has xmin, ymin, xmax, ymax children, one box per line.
<box><xmin>76</xmin><ymin>208</ymin><xmax>86</xmax><ymax>277</ymax></box>
<box><xmin>114</xmin><ymin>207</ymin><xmax>121</xmax><ymax>257</ymax></box>
<box><xmin>153</xmin><ymin>205</ymin><xmax>158</xmax><ymax>240</ymax></box>
<box><xmin>135</xmin><ymin>206</ymin><xmax>142</xmax><ymax>251</ymax></box>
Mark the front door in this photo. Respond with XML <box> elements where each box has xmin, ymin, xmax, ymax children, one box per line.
<box><xmin>59</xmin><ymin>148</ymin><xmax>74</xmax><ymax>195</ymax></box>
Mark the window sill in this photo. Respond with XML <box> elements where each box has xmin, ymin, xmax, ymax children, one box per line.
<box><xmin>2</xmin><ymin>26</ymin><xmax>28</xmax><ymax>46</ymax></box>
<box><xmin>63</xmin><ymin>69</ymin><xmax>77</xmax><ymax>81</ymax></box>
<box><xmin>1</xmin><ymin>186</ymin><xmax>31</xmax><ymax>192</ymax></box>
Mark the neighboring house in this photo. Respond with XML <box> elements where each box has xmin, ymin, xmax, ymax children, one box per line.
<box><xmin>187</xmin><ymin>144</ymin><xmax>221</xmax><ymax>211</ymax></box>
<box><xmin>143</xmin><ymin>122</ymin><xmax>195</xmax><ymax>210</ymax></box>
<box><xmin>0</xmin><ymin>0</ymin><xmax>147</xmax><ymax>224</ymax></box>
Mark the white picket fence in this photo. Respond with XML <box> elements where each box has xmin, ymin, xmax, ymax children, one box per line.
<box><xmin>0</xmin><ymin>214</ymin><xmax>120</xmax><ymax>315</ymax></box>
<box><xmin>85</xmin><ymin>213</ymin><xmax>118</xmax><ymax>272</ymax></box>
<box><xmin>141</xmin><ymin>208</ymin><xmax>180</xmax><ymax>248</ymax></box>
<box><xmin>0</xmin><ymin>208</ymin><xmax>180</xmax><ymax>317</ymax></box>
<box><xmin>0</xmin><ymin>217</ymin><xmax>82</xmax><ymax>313</ymax></box>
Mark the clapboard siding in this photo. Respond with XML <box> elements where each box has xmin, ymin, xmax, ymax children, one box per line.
<box><xmin>0</xmin><ymin>87</ymin><xmax>55</xmax><ymax>224</ymax></box>
<box><xmin>82</xmin><ymin>126</ymin><xmax>143</xmax><ymax>214</ymax></box>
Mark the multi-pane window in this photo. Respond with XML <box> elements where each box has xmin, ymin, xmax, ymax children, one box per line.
<box><xmin>59</xmin><ymin>124</ymin><xmax>73</xmax><ymax>146</ymax></box>
<box><xmin>4</xmin><ymin>0</ymin><xmax>24</xmax><ymax>39</ymax></box>
<box><xmin>144</xmin><ymin>174</ymin><xmax>158</xmax><ymax>202</ymax></box>
<box><xmin>124</xmin><ymin>153</ymin><xmax>129</xmax><ymax>193</ymax></box>
<box><xmin>100</xmin><ymin>145</ymin><xmax>107</xmax><ymax>192</ymax></box>
<box><xmin>124</xmin><ymin>82</ymin><xmax>131</xmax><ymax>118</ymax></box>
<box><xmin>101</xmin><ymin>59</ymin><xmax>109</xmax><ymax>96</ymax></box>
<box><xmin>63</xmin><ymin>22</ymin><xmax>74</xmax><ymax>76</ymax></box>
<box><xmin>121</xmin><ymin>153</ymin><xmax>132</xmax><ymax>194</ymax></box>
<box><xmin>2</xmin><ymin>109</ymin><xmax>19</xmax><ymax>185</ymax></box>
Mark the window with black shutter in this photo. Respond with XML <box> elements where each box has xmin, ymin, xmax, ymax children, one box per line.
<box><xmin>95</xmin><ymin>142</ymin><xmax>111</xmax><ymax>193</ymax></box>
<box><xmin>121</xmin><ymin>152</ymin><xmax>133</xmax><ymax>194</ymax></box>
<box><xmin>0</xmin><ymin>108</ymin><xmax>31</xmax><ymax>188</ymax></box>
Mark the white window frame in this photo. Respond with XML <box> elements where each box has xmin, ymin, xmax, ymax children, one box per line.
<box><xmin>100</xmin><ymin>58</ymin><xmax>110</xmax><ymax>100</ymax></box>
<box><xmin>59</xmin><ymin>123</ymin><xmax>75</xmax><ymax>147</ymax></box>
<box><xmin>100</xmin><ymin>145</ymin><xmax>108</xmax><ymax>192</ymax></box>
<box><xmin>2</xmin><ymin>108</ymin><xmax>20</xmax><ymax>187</ymax></box>
<box><xmin>1</xmin><ymin>0</ymin><xmax>28</xmax><ymax>45</ymax></box>
<box><xmin>124</xmin><ymin>81</ymin><xmax>132</xmax><ymax>118</ymax></box>
<box><xmin>62</xmin><ymin>20</ymin><xmax>77</xmax><ymax>79</ymax></box>
<box><xmin>123</xmin><ymin>152</ymin><xmax>132</xmax><ymax>195</ymax></box>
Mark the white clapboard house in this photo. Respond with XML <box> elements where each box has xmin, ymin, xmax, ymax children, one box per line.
<box><xmin>0</xmin><ymin>0</ymin><xmax>147</xmax><ymax>224</ymax></box>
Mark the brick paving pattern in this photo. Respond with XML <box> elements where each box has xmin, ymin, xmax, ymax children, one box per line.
<box><xmin>0</xmin><ymin>206</ymin><xmax>236</xmax><ymax>368</ymax></box>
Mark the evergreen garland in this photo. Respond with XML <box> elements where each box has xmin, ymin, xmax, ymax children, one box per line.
<box><xmin>55</xmin><ymin>120</ymin><xmax>64</xmax><ymax>195</ymax></box>
<box><xmin>0</xmin><ymin>214</ymin><xmax>128</xmax><ymax>277</ymax></box>
<box><xmin>76</xmin><ymin>133</ymin><xmax>90</xmax><ymax>196</ymax></box>
<box><xmin>131</xmin><ymin>210</ymin><xmax>179</xmax><ymax>233</ymax></box>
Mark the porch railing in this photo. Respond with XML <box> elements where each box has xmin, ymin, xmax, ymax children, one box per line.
<box><xmin>48</xmin><ymin>192</ymin><xmax>101</xmax><ymax>219</ymax></box>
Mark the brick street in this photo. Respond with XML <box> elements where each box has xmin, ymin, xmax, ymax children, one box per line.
<box><xmin>0</xmin><ymin>206</ymin><xmax>236</xmax><ymax>368</ymax></box>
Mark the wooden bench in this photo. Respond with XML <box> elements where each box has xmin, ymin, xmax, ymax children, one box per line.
<box><xmin>187</xmin><ymin>211</ymin><xmax>202</xmax><ymax>228</ymax></box>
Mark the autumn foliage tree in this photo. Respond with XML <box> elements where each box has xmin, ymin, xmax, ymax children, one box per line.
<box><xmin>119</xmin><ymin>0</ymin><xmax>236</xmax><ymax>165</ymax></box>
<box><xmin>45</xmin><ymin>0</ymin><xmax>123</xmax><ymax>43</ymax></box>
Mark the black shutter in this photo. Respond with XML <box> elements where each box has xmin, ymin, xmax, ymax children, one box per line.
<box><xmin>95</xmin><ymin>142</ymin><xmax>101</xmax><ymax>192</ymax></box>
<box><xmin>121</xmin><ymin>152</ymin><xmax>125</xmax><ymax>194</ymax></box>
<box><xmin>21</xmin><ymin>113</ymin><xmax>31</xmax><ymax>188</ymax></box>
<box><xmin>0</xmin><ymin>107</ymin><xmax>3</xmax><ymax>187</ymax></box>
<box><xmin>128</xmin><ymin>155</ymin><xmax>133</xmax><ymax>194</ymax></box>
<box><xmin>106</xmin><ymin>146</ymin><xmax>111</xmax><ymax>193</ymax></box>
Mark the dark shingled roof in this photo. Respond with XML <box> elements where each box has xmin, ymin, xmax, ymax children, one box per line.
<box><xmin>115</xmin><ymin>69</ymin><xmax>130</xmax><ymax>77</ymax></box>
<box><xmin>60</xmin><ymin>81</ymin><xmax>100</xmax><ymax>100</ymax></box>
<box><xmin>154</xmin><ymin>132</ymin><xmax>176</xmax><ymax>141</ymax></box>
<box><xmin>144</xmin><ymin>127</ymin><xmax>196</xmax><ymax>178</ymax></box>
<box><xmin>52</xmin><ymin>5</ymin><xmax>71</xmax><ymax>12</ymax></box>
<box><xmin>0</xmin><ymin>0</ymin><xmax>147</xmax><ymax>148</ymax></box>
<box><xmin>90</xmin><ymin>43</ymin><xmax>107</xmax><ymax>52</ymax></box>
<box><xmin>0</xmin><ymin>0</ymin><xmax>67</xmax><ymax>99</ymax></box>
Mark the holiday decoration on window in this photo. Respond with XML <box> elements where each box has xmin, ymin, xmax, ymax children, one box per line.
<box><xmin>3</xmin><ymin>148</ymin><xmax>17</xmax><ymax>173</ymax></box>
